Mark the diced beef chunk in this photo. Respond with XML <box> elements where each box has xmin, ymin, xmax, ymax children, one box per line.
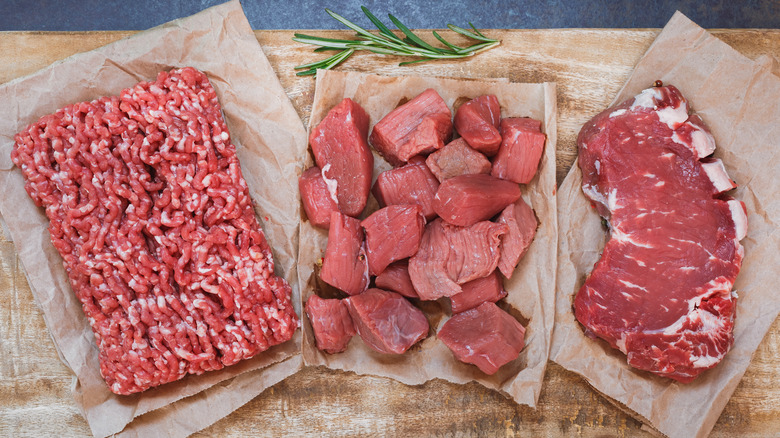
<box><xmin>425</xmin><ymin>137</ymin><xmax>492</xmax><ymax>182</ymax></box>
<box><xmin>438</xmin><ymin>302</ymin><xmax>525</xmax><ymax>375</ymax></box>
<box><xmin>409</xmin><ymin>218</ymin><xmax>508</xmax><ymax>300</ymax></box>
<box><xmin>433</xmin><ymin>174</ymin><xmax>521</xmax><ymax>227</ymax></box>
<box><xmin>453</xmin><ymin>94</ymin><xmax>502</xmax><ymax>155</ymax></box>
<box><xmin>299</xmin><ymin>166</ymin><xmax>339</xmax><ymax>229</ymax></box>
<box><xmin>491</xmin><ymin>117</ymin><xmax>546</xmax><ymax>184</ymax></box>
<box><xmin>374</xmin><ymin>261</ymin><xmax>418</xmax><ymax>299</ymax></box>
<box><xmin>361</xmin><ymin>205</ymin><xmax>426</xmax><ymax>276</ymax></box>
<box><xmin>305</xmin><ymin>295</ymin><xmax>356</xmax><ymax>354</ymax></box>
<box><xmin>320</xmin><ymin>212</ymin><xmax>369</xmax><ymax>296</ymax></box>
<box><xmin>310</xmin><ymin>98</ymin><xmax>374</xmax><ymax>217</ymax></box>
<box><xmin>345</xmin><ymin>289</ymin><xmax>429</xmax><ymax>354</ymax></box>
<box><xmin>369</xmin><ymin>88</ymin><xmax>453</xmax><ymax>166</ymax></box>
<box><xmin>496</xmin><ymin>198</ymin><xmax>538</xmax><ymax>278</ymax></box>
<box><xmin>450</xmin><ymin>271</ymin><xmax>506</xmax><ymax>314</ymax></box>
<box><xmin>372</xmin><ymin>156</ymin><xmax>440</xmax><ymax>220</ymax></box>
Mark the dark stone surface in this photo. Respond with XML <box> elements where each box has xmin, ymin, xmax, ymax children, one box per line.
<box><xmin>1</xmin><ymin>0</ymin><xmax>778</xmax><ymax>31</ymax></box>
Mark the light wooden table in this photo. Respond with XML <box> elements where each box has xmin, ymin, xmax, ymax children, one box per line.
<box><xmin>1</xmin><ymin>29</ymin><xmax>779</xmax><ymax>437</ymax></box>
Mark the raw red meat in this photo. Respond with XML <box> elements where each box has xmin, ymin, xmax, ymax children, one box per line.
<box><xmin>496</xmin><ymin>197</ymin><xmax>538</xmax><ymax>278</ymax></box>
<box><xmin>425</xmin><ymin>137</ymin><xmax>492</xmax><ymax>182</ymax></box>
<box><xmin>438</xmin><ymin>302</ymin><xmax>525</xmax><ymax>375</ymax></box>
<box><xmin>409</xmin><ymin>218</ymin><xmax>508</xmax><ymax>300</ymax></box>
<box><xmin>374</xmin><ymin>261</ymin><xmax>418</xmax><ymax>299</ymax></box>
<box><xmin>574</xmin><ymin>85</ymin><xmax>747</xmax><ymax>382</ymax></box>
<box><xmin>372</xmin><ymin>156</ymin><xmax>440</xmax><ymax>220</ymax></box>
<box><xmin>453</xmin><ymin>95</ymin><xmax>502</xmax><ymax>155</ymax></box>
<box><xmin>305</xmin><ymin>295</ymin><xmax>356</xmax><ymax>354</ymax></box>
<box><xmin>361</xmin><ymin>204</ymin><xmax>426</xmax><ymax>276</ymax></box>
<box><xmin>450</xmin><ymin>271</ymin><xmax>506</xmax><ymax>314</ymax></box>
<box><xmin>433</xmin><ymin>174</ymin><xmax>521</xmax><ymax>227</ymax></box>
<box><xmin>309</xmin><ymin>97</ymin><xmax>373</xmax><ymax>217</ymax></box>
<box><xmin>299</xmin><ymin>166</ymin><xmax>339</xmax><ymax>229</ymax></box>
<box><xmin>320</xmin><ymin>212</ymin><xmax>370</xmax><ymax>296</ymax></box>
<box><xmin>491</xmin><ymin>117</ymin><xmax>546</xmax><ymax>184</ymax></box>
<box><xmin>369</xmin><ymin>88</ymin><xmax>453</xmax><ymax>166</ymax></box>
<box><xmin>344</xmin><ymin>289</ymin><xmax>429</xmax><ymax>354</ymax></box>
<box><xmin>10</xmin><ymin>67</ymin><xmax>298</xmax><ymax>395</ymax></box>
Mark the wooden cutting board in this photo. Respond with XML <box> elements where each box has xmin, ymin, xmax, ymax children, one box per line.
<box><xmin>1</xmin><ymin>29</ymin><xmax>779</xmax><ymax>437</ymax></box>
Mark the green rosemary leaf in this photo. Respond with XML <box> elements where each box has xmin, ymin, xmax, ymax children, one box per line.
<box><xmin>432</xmin><ymin>30</ymin><xmax>466</xmax><ymax>52</ymax></box>
<box><xmin>294</xmin><ymin>48</ymin><xmax>354</xmax><ymax>73</ymax></box>
<box><xmin>446</xmin><ymin>24</ymin><xmax>484</xmax><ymax>41</ymax></box>
<box><xmin>325</xmin><ymin>9</ymin><xmax>392</xmax><ymax>44</ymax></box>
<box><xmin>398</xmin><ymin>58</ymin><xmax>433</xmax><ymax>66</ymax></box>
<box><xmin>387</xmin><ymin>13</ymin><xmax>446</xmax><ymax>54</ymax></box>
<box><xmin>361</xmin><ymin>6</ymin><xmax>403</xmax><ymax>43</ymax></box>
<box><xmin>292</xmin><ymin>33</ymin><xmax>363</xmax><ymax>45</ymax></box>
<box><xmin>470</xmin><ymin>22</ymin><xmax>488</xmax><ymax>38</ymax></box>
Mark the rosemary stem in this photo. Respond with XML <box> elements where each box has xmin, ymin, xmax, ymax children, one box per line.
<box><xmin>292</xmin><ymin>7</ymin><xmax>500</xmax><ymax>76</ymax></box>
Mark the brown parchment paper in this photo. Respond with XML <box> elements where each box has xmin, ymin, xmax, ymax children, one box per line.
<box><xmin>550</xmin><ymin>11</ymin><xmax>780</xmax><ymax>438</ymax></box>
<box><xmin>298</xmin><ymin>69</ymin><xmax>557</xmax><ymax>408</ymax></box>
<box><xmin>0</xmin><ymin>1</ymin><xmax>307</xmax><ymax>437</ymax></box>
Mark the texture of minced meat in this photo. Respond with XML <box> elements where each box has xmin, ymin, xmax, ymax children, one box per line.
<box><xmin>10</xmin><ymin>67</ymin><xmax>299</xmax><ymax>395</ymax></box>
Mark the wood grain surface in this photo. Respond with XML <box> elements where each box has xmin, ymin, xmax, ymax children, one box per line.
<box><xmin>1</xmin><ymin>29</ymin><xmax>779</xmax><ymax>437</ymax></box>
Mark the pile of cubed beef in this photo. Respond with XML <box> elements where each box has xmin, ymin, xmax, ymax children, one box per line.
<box><xmin>299</xmin><ymin>89</ymin><xmax>544</xmax><ymax>375</ymax></box>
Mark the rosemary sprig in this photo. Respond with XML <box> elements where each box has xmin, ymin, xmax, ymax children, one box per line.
<box><xmin>293</xmin><ymin>7</ymin><xmax>500</xmax><ymax>76</ymax></box>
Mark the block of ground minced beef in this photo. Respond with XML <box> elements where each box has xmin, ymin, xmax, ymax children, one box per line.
<box><xmin>10</xmin><ymin>67</ymin><xmax>299</xmax><ymax>395</ymax></box>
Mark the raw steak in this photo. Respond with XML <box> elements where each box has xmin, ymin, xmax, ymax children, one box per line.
<box><xmin>438</xmin><ymin>302</ymin><xmax>525</xmax><ymax>375</ymax></box>
<box><xmin>433</xmin><ymin>173</ymin><xmax>521</xmax><ymax>227</ymax></box>
<box><xmin>425</xmin><ymin>137</ymin><xmax>492</xmax><ymax>182</ymax></box>
<box><xmin>10</xmin><ymin>67</ymin><xmax>298</xmax><ymax>395</ymax></box>
<box><xmin>409</xmin><ymin>218</ymin><xmax>508</xmax><ymax>300</ymax></box>
<box><xmin>305</xmin><ymin>295</ymin><xmax>356</xmax><ymax>354</ymax></box>
<box><xmin>574</xmin><ymin>84</ymin><xmax>747</xmax><ymax>382</ymax></box>
<box><xmin>496</xmin><ymin>197</ymin><xmax>538</xmax><ymax>279</ymax></box>
<box><xmin>491</xmin><ymin>117</ymin><xmax>546</xmax><ymax>184</ymax></box>
<box><xmin>344</xmin><ymin>289</ymin><xmax>429</xmax><ymax>354</ymax></box>
<box><xmin>374</xmin><ymin>261</ymin><xmax>418</xmax><ymax>299</ymax></box>
<box><xmin>319</xmin><ymin>212</ymin><xmax>370</xmax><ymax>296</ymax></box>
<box><xmin>361</xmin><ymin>204</ymin><xmax>425</xmax><ymax>276</ymax></box>
<box><xmin>450</xmin><ymin>271</ymin><xmax>506</xmax><ymax>314</ymax></box>
<box><xmin>299</xmin><ymin>166</ymin><xmax>339</xmax><ymax>229</ymax></box>
<box><xmin>369</xmin><ymin>88</ymin><xmax>453</xmax><ymax>166</ymax></box>
<box><xmin>309</xmin><ymin>97</ymin><xmax>373</xmax><ymax>217</ymax></box>
<box><xmin>372</xmin><ymin>156</ymin><xmax>440</xmax><ymax>220</ymax></box>
<box><xmin>453</xmin><ymin>94</ymin><xmax>502</xmax><ymax>155</ymax></box>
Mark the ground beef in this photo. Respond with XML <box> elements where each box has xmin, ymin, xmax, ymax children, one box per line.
<box><xmin>11</xmin><ymin>67</ymin><xmax>299</xmax><ymax>395</ymax></box>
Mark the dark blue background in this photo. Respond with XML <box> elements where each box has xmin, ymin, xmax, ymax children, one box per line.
<box><xmin>2</xmin><ymin>0</ymin><xmax>779</xmax><ymax>30</ymax></box>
